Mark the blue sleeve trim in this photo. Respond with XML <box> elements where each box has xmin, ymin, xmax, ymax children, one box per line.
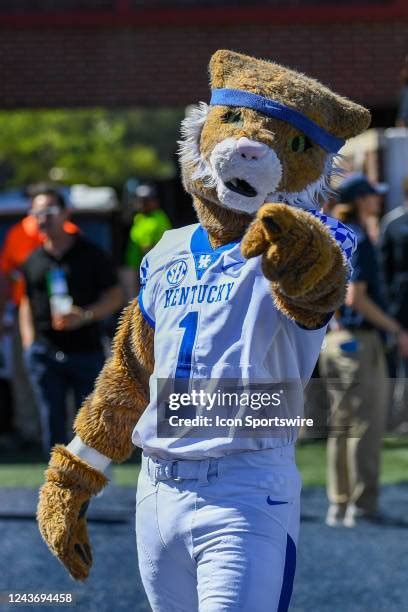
<box><xmin>138</xmin><ymin>290</ymin><xmax>155</xmax><ymax>329</ymax></box>
<box><xmin>308</xmin><ymin>210</ymin><xmax>357</xmax><ymax>262</ymax></box>
<box><xmin>296</xmin><ymin>311</ymin><xmax>333</xmax><ymax>331</ymax></box>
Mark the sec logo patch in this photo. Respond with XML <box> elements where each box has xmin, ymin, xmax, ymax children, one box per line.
<box><xmin>167</xmin><ymin>259</ymin><xmax>188</xmax><ymax>286</ymax></box>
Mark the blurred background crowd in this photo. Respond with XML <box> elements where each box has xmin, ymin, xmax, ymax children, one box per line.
<box><xmin>0</xmin><ymin>27</ymin><xmax>407</xmax><ymax>529</ymax></box>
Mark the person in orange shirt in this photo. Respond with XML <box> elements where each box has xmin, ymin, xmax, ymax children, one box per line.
<box><xmin>0</xmin><ymin>199</ymin><xmax>78</xmax><ymax>306</ymax></box>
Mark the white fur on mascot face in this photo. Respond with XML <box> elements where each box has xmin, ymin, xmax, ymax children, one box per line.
<box><xmin>209</xmin><ymin>136</ymin><xmax>282</xmax><ymax>214</ymax></box>
<box><xmin>178</xmin><ymin>102</ymin><xmax>337</xmax><ymax>216</ymax></box>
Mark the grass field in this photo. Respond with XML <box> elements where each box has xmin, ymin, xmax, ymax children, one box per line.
<box><xmin>0</xmin><ymin>437</ymin><xmax>407</xmax><ymax>488</ymax></box>
<box><xmin>297</xmin><ymin>436</ymin><xmax>408</xmax><ymax>486</ymax></box>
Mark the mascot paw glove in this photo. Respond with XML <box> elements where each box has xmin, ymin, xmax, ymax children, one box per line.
<box><xmin>37</xmin><ymin>445</ymin><xmax>108</xmax><ymax>581</ymax></box>
<box><xmin>241</xmin><ymin>203</ymin><xmax>339</xmax><ymax>298</ymax></box>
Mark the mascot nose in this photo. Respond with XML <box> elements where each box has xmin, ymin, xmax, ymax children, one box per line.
<box><xmin>236</xmin><ymin>137</ymin><xmax>269</xmax><ymax>160</ymax></box>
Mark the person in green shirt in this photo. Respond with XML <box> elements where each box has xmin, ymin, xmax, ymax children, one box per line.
<box><xmin>125</xmin><ymin>183</ymin><xmax>172</xmax><ymax>271</ymax></box>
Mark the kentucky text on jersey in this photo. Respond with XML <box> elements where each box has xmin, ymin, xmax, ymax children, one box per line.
<box><xmin>164</xmin><ymin>282</ymin><xmax>234</xmax><ymax>309</ymax></box>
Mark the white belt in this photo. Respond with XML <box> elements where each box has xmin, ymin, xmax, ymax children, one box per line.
<box><xmin>146</xmin><ymin>455</ymin><xmax>218</xmax><ymax>484</ymax></box>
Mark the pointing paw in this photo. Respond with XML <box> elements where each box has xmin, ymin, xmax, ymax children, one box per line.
<box><xmin>241</xmin><ymin>203</ymin><xmax>336</xmax><ymax>297</ymax></box>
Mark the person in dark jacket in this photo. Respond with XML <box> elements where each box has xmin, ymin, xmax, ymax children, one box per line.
<box><xmin>20</xmin><ymin>186</ymin><xmax>123</xmax><ymax>454</ymax></box>
<box><xmin>380</xmin><ymin>178</ymin><xmax>408</xmax><ymax>429</ymax></box>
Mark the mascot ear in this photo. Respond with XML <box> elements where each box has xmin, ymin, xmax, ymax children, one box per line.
<box><xmin>209</xmin><ymin>49</ymin><xmax>248</xmax><ymax>88</ymax></box>
<box><xmin>328</xmin><ymin>96</ymin><xmax>371</xmax><ymax>140</ymax></box>
<box><xmin>209</xmin><ymin>48</ymin><xmax>371</xmax><ymax>142</ymax></box>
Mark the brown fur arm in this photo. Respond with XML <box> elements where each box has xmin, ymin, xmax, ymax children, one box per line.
<box><xmin>73</xmin><ymin>299</ymin><xmax>154</xmax><ymax>462</ymax></box>
<box><xmin>37</xmin><ymin>301</ymin><xmax>153</xmax><ymax>582</ymax></box>
<box><xmin>241</xmin><ymin>203</ymin><xmax>348</xmax><ymax>329</ymax></box>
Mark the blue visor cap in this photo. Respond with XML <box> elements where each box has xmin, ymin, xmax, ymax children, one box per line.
<box><xmin>210</xmin><ymin>88</ymin><xmax>345</xmax><ymax>154</ymax></box>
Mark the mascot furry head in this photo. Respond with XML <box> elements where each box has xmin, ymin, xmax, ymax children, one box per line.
<box><xmin>179</xmin><ymin>49</ymin><xmax>370</xmax><ymax>241</ymax></box>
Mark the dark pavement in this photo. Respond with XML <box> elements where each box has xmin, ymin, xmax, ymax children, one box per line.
<box><xmin>1</xmin><ymin>483</ymin><xmax>407</xmax><ymax>612</ymax></box>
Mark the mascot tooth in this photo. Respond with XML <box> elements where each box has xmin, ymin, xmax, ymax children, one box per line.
<box><xmin>37</xmin><ymin>50</ymin><xmax>370</xmax><ymax>610</ymax></box>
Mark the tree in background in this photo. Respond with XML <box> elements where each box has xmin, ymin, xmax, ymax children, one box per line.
<box><xmin>0</xmin><ymin>108</ymin><xmax>184</xmax><ymax>189</ymax></box>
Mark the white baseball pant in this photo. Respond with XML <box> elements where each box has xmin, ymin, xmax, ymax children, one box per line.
<box><xmin>135</xmin><ymin>445</ymin><xmax>301</xmax><ymax>612</ymax></box>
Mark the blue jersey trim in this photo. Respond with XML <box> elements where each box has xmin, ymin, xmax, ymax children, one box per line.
<box><xmin>138</xmin><ymin>290</ymin><xmax>155</xmax><ymax>329</ymax></box>
<box><xmin>190</xmin><ymin>225</ymin><xmax>240</xmax><ymax>255</ymax></box>
<box><xmin>190</xmin><ymin>225</ymin><xmax>241</xmax><ymax>281</ymax></box>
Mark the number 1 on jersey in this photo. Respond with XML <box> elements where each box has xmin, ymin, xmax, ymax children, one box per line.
<box><xmin>175</xmin><ymin>311</ymin><xmax>198</xmax><ymax>379</ymax></box>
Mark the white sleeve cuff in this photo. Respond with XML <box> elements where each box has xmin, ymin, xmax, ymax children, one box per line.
<box><xmin>66</xmin><ymin>435</ymin><xmax>112</xmax><ymax>473</ymax></box>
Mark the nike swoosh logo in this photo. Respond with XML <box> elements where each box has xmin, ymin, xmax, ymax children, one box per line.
<box><xmin>221</xmin><ymin>262</ymin><xmax>242</xmax><ymax>271</ymax></box>
<box><xmin>221</xmin><ymin>262</ymin><xmax>245</xmax><ymax>278</ymax></box>
<box><xmin>266</xmin><ymin>496</ymin><xmax>288</xmax><ymax>506</ymax></box>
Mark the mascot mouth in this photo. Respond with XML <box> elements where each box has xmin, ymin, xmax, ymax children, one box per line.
<box><xmin>225</xmin><ymin>178</ymin><xmax>258</xmax><ymax>198</ymax></box>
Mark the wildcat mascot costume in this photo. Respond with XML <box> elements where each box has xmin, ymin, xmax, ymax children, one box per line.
<box><xmin>38</xmin><ymin>51</ymin><xmax>370</xmax><ymax>611</ymax></box>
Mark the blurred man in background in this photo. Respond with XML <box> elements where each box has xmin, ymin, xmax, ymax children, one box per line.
<box><xmin>0</xmin><ymin>183</ymin><xmax>79</xmax><ymax>449</ymax></box>
<box><xmin>320</xmin><ymin>174</ymin><xmax>408</xmax><ymax>527</ymax></box>
<box><xmin>0</xmin><ymin>184</ymin><xmax>78</xmax><ymax>308</ymax></box>
<box><xmin>20</xmin><ymin>185</ymin><xmax>123</xmax><ymax>454</ymax></box>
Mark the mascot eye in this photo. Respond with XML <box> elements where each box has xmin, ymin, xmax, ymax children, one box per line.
<box><xmin>223</xmin><ymin>110</ymin><xmax>244</xmax><ymax>127</ymax></box>
<box><xmin>288</xmin><ymin>134</ymin><xmax>313</xmax><ymax>153</ymax></box>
